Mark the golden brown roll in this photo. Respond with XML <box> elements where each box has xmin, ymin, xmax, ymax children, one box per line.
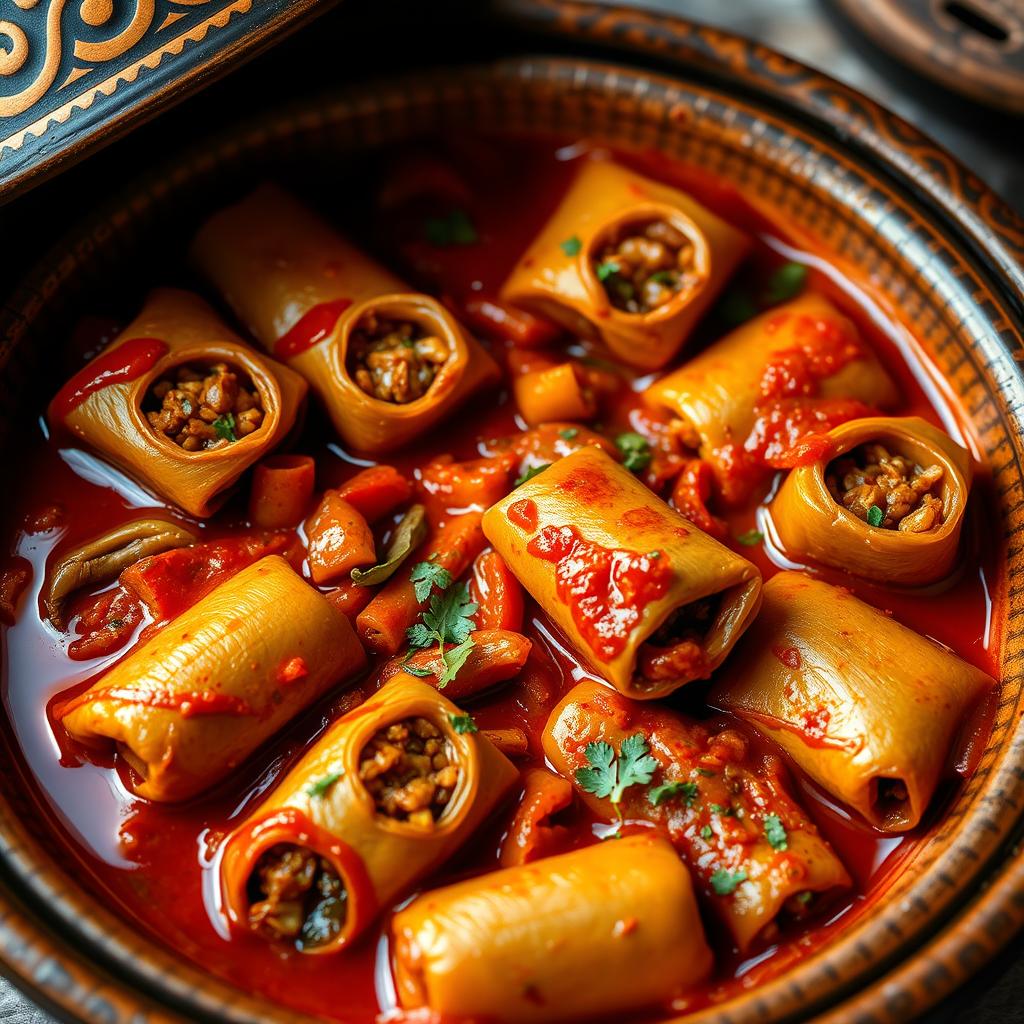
<box><xmin>219</xmin><ymin>674</ymin><xmax>518</xmax><ymax>954</ymax></box>
<box><xmin>482</xmin><ymin>445</ymin><xmax>762</xmax><ymax>699</ymax></box>
<box><xmin>192</xmin><ymin>184</ymin><xmax>499</xmax><ymax>453</ymax></box>
<box><xmin>643</xmin><ymin>292</ymin><xmax>899</xmax><ymax>505</ymax></box>
<box><xmin>544</xmin><ymin>679</ymin><xmax>850</xmax><ymax>951</ymax></box>
<box><xmin>767</xmin><ymin>416</ymin><xmax>973</xmax><ymax>584</ymax></box>
<box><xmin>391</xmin><ymin>834</ymin><xmax>712</xmax><ymax>1022</ymax></box>
<box><xmin>710</xmin><ymin>572</ymin><xmax>995</xmax><ymax>831</ymax></box>
<box><xmin>500</xmin><ymin>159</ymin><xmax>748</xmax><ymax>370</ymax></box>
<box><xmin>49</xmin><ymin>288</ymin><xmax>307</xmax><ymax>518</ymax></box>
<box><xmin>59</xmin><ymin>556</ymin><xmax>364</xmax><ymax>802</ymax></box>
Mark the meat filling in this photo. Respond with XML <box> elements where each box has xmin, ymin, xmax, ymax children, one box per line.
<box><xmin>827</xmin><ymin>443</ymin><xmax>944</xmax><ymax>532</ymax></box>
<box><xmin>145</xmin><ymin>362</ymin><xmax>264</xmax><ymax>451</ymax></box>
<box><xmin>637</xmin><ymin>595</ymin><xmax>719</xmax><ymax>683</ymax></box>
<box><xmin>247</xmin><ymin>843</ymin><xmax>347</xmax><ymax>950</ymax></box>
<box><xmin>593</xmin><ymin>219</ymin><xmax>700</xmax><ymax>314</ymax></box>
<box><xmin>358</xmin><ymin>716</ymin><xmax>460</xmax><ymax>829</ymax></box>
<box><xmin>348</xmin><ymin>313</ymin><xmax>450</xmax><ymax>403</ymax></box>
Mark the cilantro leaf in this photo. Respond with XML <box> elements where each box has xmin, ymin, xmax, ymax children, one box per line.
<box><xmin>306</xmin><ymin>771</ymin><xmax>342</xmax><ymax>798</ymax></box>
<box><xmin>648</xmin><ymin>781</ymin><xmax>699</xmax><ymax>807</ymax></box>
<box><xmin>424</xmin><ymin>209</ymin><xmax>477</xmax><ymax>247</ymax></box>
<box><xmin>764</xmin><ymin>262</ymin><xmax>808</xmax><ymax>305</ymax></box>
<box><xmin>595</xmin><ymin>260</ymin><xmax>620</xmax><ymax>282</ymax></box>
<box><xmin>448</xmin><ymin>712</ymin><xmax>478</xmax><ymax>734</ymax></box>
<box><xmin>710</xmin><ymin>868</ymin><xmax>748</xmax><ymax>896</ymax></box>
<box><xmin>575</xmin><ymin>733</ymin><xmax>657</xmax><ymax>826</ymax></box>
<box><xmin>615</xmin><ymin>432</ymin><xmax>652</xmax><ymax>473</ymax></box>
<box><xmin>212</xmin><ymin>413</ymin><xmax>237</xmax><ymax>442</ymax></box>
<box><xmin>575</xmin><ymin>741</ymin><xmax>617</xmax><ymax>800</ymax></box>
<box><xmin>514</xmin><ymin>463</ymin><xmax>550</xmax><ymax>487</ymax></box>
<box><xmin>764</xmin><ymin>813</ymin><xmax>788</xmax><ymax>851</ymax></box>
<box><xmin>438</xmin><ymin>639</ymin><xmax>474</xmax><ymax>688</ymax></box>
<box><xmin>736</xmin><ymin>529</ymin><xmax>763</xmax><ymax>546</ymax></box>
<box><xmin>867</xmin><ymin>504</ymin><xmax>885</xmax><ymax>527</ymax></box>
<box><xmin>560</xmin><ymin>235</ymin><xmax>582</xmax><ymax>257</ymax></box>
<box><xmin>648</xmin><ymin>269</ymin><xmax>679</xmax><ymax>286</ymax></box>
<box><xmin>700</xmin><ymin>825</ymin><xmax>713</xmax><ymax>840</ymax></box>
<box><xmin>410</xmin><ymin>560</ymin><xmax>453</xmax><ymax>603</ymax></box>
<box><xmin>406</xmin><ymin>622</ymin><xmax>434</xmax><ymax>648</ymax></box>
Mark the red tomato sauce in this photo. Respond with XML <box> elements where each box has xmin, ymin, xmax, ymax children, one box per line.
<box><xmin>0</xmin><ymin>136</ymin><xmax>1003</xmax><ymax>1023</ymax></box>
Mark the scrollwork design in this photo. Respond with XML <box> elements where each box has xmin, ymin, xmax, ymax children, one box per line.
<box><xmin>0</xmin><ymin>0</ymin><xmax>214</xmax><ymax>119</ymax></box>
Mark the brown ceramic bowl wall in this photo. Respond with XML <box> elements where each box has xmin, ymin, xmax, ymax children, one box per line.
<box><xmin>1</xmin><ymin>6</ymin><xmax>1023</xmax><ymax>1023</ymax></box>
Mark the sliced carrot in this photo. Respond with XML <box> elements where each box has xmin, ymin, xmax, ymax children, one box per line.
<box><xmin>469</xmin><ymin>549</ymin><xmax>525</xmax><ymax>632</ymax></box>
<box><xmin>336</xmin><ymin>465</ymin><xmax>412</xmax><ymax>522</ymax></box>
<box><xmin>324</xmin><ymin>579</ymin><xmax>374</xmax><ymax>620</ymax></box>
<box><xmin>249</xmin><ymin>454</ymin><xmax>316</xmax><ymax>529</ymax></box>
<box><xmin>418</xmin><ymin>453</ymin><xmax>516</xmax><ymax>525</ymax></box>
<box><xmin>499</xmin><ymin>768</ymin><xmax>574</xmax><ymax>867</ymax></box>
<box><xmin>305</xmin><ymin>492</ymin><xmax>376</xmax><ymax>585</ymax></box>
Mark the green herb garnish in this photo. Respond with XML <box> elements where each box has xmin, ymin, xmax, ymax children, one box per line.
<box><xmin>514</xmin><ymin>463</ymin><xmax>550</xmax><ymax>487</ymax></box>
<box><xmin>560</xmin><ymin>235</ymin><xmax>582</xmax><ymax>257</ymax></box>
<box><xmin>648</xmin><ymin>269</ymin><xmax>679</xmax><ymax>286</ymax></box>
<box><xmin>448</xmin><ymin>712</ymin><xmax>478</xmax><ymax>734</ymax></box>
<box><xmin>306</xmin><ymin>772</ymin><xmax>343</xmax><ymax>798</ymax></box>
<box><xmin>867</xmin><ymin>505</ymin><xmax>885</xmax><ymax>527</ymax></box>
<box><xmin>409</xmin><ymin>560</ymin><xmax>453</xmax><ymax>603</ymax></box>
<box><xmin>710</xmin><ymin>868</ymin><xmax>748</xmax><ymax>896</ymax></box>
<box><xmin>615</xmin><ymin>432</ymin><xmax>652</xmax><ymax>473</ymax></box>
<box><xmin>764</xmin><ymin>813</ymin><xmax>788</xmax><ymax>851</ymax></box>
<box><xmin>559</xmin><ymin>427</ymin><xmax>579</xmax><ymax>440</ymax></box>
<box><xmin>406</xmin><ymin>582</ymin><xmax>477</xmax><ymax>688</ymax></box>
<box><xmin>736</xmin><ymin>529</ymin><xmax>764</xmax><ymax>546</ymax></box>
<box><xmin>700</xmin><ymin>825</ymin><xmax>713</xmax><ymax>840</ymax></box>
<box><xmin>424</xmin><ymin>209</ymin><xmax>478</xmax><ymax>247</ymax></box>
<box><xmin>575</xmin><ymin>733</ymin><xmax>659</xmax><ymax>825</ymax></box>
<box><xmin>212</xmin><ymin>413</ymin><xmax>237</xmax><ymax>442</ymax></box>
<box><xmin>595</xmin><ymin>260</ymin><xmax>621</xmax><ymax>282</ymax></box>
<box><xmin>648</xmin><ymin>781</ymin><xmax>699</xmax><ymax>807</ymax></box>
<box><xmin>764</xmin><ymin>262</ymin><xmax>808</xmax><ymax>305</ymax></box>
<box><xmin>352</xmin><ymin>505</ymin><xmax>427</xmax><ymax>587</ymax></box>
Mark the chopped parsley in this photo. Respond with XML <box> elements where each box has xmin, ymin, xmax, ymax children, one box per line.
<box><xmin>615</xmin><ymin>432</ymin><xmax>652</xmax><ymax>473</ymax></box>
<box><xmin>409</xmin><ymin>560</ymin><xmax>453</xmax><ymax>603</ymax></box>
<box><xmin>514</xmin><ymin>463</ymin><xmax>550</xmax><ymax>487</ymax></box>
<box><xmin>575</xmin><ymin>733</ymin><xmax>659</xmax><ymax>824</ymax></box>
<box><xmin>406</xmin><ymin>581</ymin><xmax>478</xmax><ymax>688</ymax></box>
<box><xmin>560</xmin><ymin>235</ymin><xmax>582</xmax><ymax>257</ymax></box>
<box><xmin>448</xmin><ymin>712</ymin><xmax>478</xmax><ymax>734</ymax></box>
<box><xmin>212</xmin><ymin>413</ymin><xmax>237</xmax><ymax>442</ymax></box>
<box><xmin>867</xmin><ymin>504</ymin><xmax>885</xmax><ymax>527</ymax></box>
<box><xmin>306</xmin><ymin>772</ymin><xmax>342</xmax><ymax>798</ymax></box>
<box><xmin>710</xmin><ymin>803</ymin><xmax>738</xmax><ymax>818</ymax></box>
<box><xmin>558</xmin><ymin>427</ymin><xmax>579</xmax><ymax>440</ymax></box>
<box><xmin>696</xmin><ymin>768</ymin><xmax>717</xmax><ymax>778</ymax></box>
<box><xmin>736</xmin><ymin>529</ymin><xmax>764</xmax><ymax>546</ymax></box>
<box><xmin>424</xmin><ymin>209</ymin><xmax>477</xmax><ymax>247</ymax></box>
<box><xmin>764</xmin><ymin>261</ymin><xmax>808</xmax><ymax>305</ymax></box>
<box><xmin>710</xmin><ymin>868</ymin><xmax>748</xmax><ymax>896</ymax></box>
<box><xmin>595</xmin><ymin>260</ymin><xmax>621</xmax><ymax>282</ymax></box>
<box><xmin>764</xmin><ymin>813</ymin><xmax>788</xmax><ymax>851</ymax></box>
<box><xmin>700</xmin><ymin>825</ymin><xmax>713</xmax><ymax>840</ymax></box>
<box><xmin>648</xmin><ymin>781</ymin><xmax>699</xmax><ymax>807</ymax></box>
<box><xmin>648</xmin><ymin>269</ymin><xmax>679</xmax><ymax>286</ymax></box>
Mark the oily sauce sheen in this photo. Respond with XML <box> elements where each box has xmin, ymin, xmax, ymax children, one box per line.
<box><xmin>0</xmin><ymin>137</ymin><xmax>1002</xmax><ymax>1022</ymax></box>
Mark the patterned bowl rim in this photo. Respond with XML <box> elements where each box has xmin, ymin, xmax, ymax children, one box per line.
<box><xmin>0</xmin><ymin>5</ymin><xmax>1022</xmax><ymax>1023</ymax></box>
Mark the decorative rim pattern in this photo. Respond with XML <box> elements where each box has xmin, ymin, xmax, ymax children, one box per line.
<box><xmin>0</xmin><ymin>14</ymin><xmax>1021</xmax><ymax>1024</ymax></box>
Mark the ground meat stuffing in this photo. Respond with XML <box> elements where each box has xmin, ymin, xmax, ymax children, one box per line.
<box><xmin>827</xmin><ymin>443</ymin><xmax>944</xmax><ymax>533</ymax></box>
<box><xmin>247</xmin><ymin>843</ymin><xmax>346</xmax><ymax>950</ymax></box>
<box><xmin>593</xmin><ymin>219</ymin><xmax>700</xmax><ymax>314</ymax></box>
<box><xmin>637</xmin><ymin>595</ymin><xmax>719</xmax><ymax>682</ymax></box>
<box><xmin>145</xmin><ymin>362</ymin><xmax>263</xmax><ymax>451</ymax></box>
<box><xmin>358</xmin><ymin>716</ymin><xmax>460</xmax><ymax>829</ymax></box>
<box><xmin>348</xmin><ymin>312</ymin><xmax>449</xmax><ymax>403</ymax></box>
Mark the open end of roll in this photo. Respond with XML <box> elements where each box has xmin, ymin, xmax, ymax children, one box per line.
<box><xmin>246</xmin><ymin>843</ymin><xmax>348</xmax><ymax>952</ymax></box>
<box><xmin>870</xmin><ymin>776</ymin><xmax>913</xmax><ymax>830</ymax></box>
<box><xmin>143</xmin><ymin>359</ymin><xmax>266</xmax><ymax>451</ymax></box>
<box><xmin>590</xmin><ymin>215</ymin><xmax>704</xmax><ymax>315</ymax></box>
<box><xmin>826</xmin><ymin>442</ymin><xmax>945</xmax><ymax>533</ymax></box>
<box><xmin>346</xmin><ymin>309</ymin><xmax>451</xmax><ymax>405</ymax></box>
<box><xmin>358</xmin><ymin>716</ymin><xmax>462</xmax><ymax>831</ymax></box>
<box><xmin>635</xmin><ymin>594</ymin><xmax>721</xmax><ymax>689</ymax></box>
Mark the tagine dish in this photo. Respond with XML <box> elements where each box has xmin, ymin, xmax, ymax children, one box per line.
<box><xmin>0</xmin><ymin>137</ymin><xmax>1000</xmax><ymax>1023</ymax></box>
